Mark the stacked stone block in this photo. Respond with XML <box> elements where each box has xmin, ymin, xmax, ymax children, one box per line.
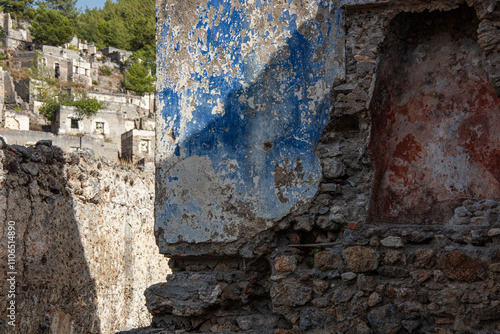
<box><xmin>138</xmin><ymin>0</ymin><xmax>500</xmax><ymax>333</ymax></box>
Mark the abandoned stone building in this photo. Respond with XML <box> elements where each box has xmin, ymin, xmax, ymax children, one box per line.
<box><xmin>0</xmin><ymin>0</ymin><xmax>499</xmax><ymax>333</ymax></box>
<box><xmin>124</xmin><ymin>0</ymin><xmax>500</xmax><ymax>333</ymax></box>
<box><xmin>12</xmin><ymin>43</ymin><xmax>117</xmax><ymax>92</ymax></box>
<box><xmin>0</xmin><ymin>19</ymin><xmax>156</xmax><ymax>163</ymax></box>
<box><xmin>65</xmin><ymin>35</ymin><xmax>98</xmax><ymax>56</ymax></box>
<box><xmin>39</xmin><ymin>45</ymin><xmax>99</xmax><ymax>86</ymax></box>
<box><xmin>121</xmin><ymin>129</ymin><xmax>155</xmax><ymax>167</ymax></box>
<box><xmin>100</xmin><ymin>46</ymin><xmax>133</xmax><ymax>64</ymax></box>
<box><xmin>0</xmin><ymin>12</ymin><xmax>32</xmax><ymax>50</ymax></box>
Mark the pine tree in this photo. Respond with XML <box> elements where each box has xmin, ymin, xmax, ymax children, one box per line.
<box><xmin>39</xmin><ymin>0</ymin><xmax>79</xmax><ymax>19</ymax></box>
<box><xmin>0</xmin><ymin>0</ymin><xmax>35</xmax><ymax>18</ymax></box>
<box><xmin>76</xmin><ymin>0</ymin><xmax>155</xmax><ymax>55</ymax></box>
<box><xmin>30</xmin><ymin>8</ymin><xmax>74</xmax><ymax>46</ymax></box>
<box><xmin>122</xmin><ymin>60</ymin><xmax>155</xmax><ymax>95</ymax></box>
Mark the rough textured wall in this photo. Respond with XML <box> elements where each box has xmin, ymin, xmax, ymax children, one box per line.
<box><xmin>155</xmin><ymin>0</ymin><xmax>345</xmax><ymax>253</ymax></box>
<box><xmin>0</xmin><ymin>142</ymin><xmax>169</xmax><ymax>333</ymax></box>
<box><xmin>141</xmin><ymin>0</ymin><xmax>500</xmax><ymax>333</ymax></box>
<box><xmin>369</xmin><ymin>5</ymin><xmax>500</xmax><ymax>224</ymax></box>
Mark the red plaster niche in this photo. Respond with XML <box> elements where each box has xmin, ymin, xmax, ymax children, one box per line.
<box><xmin>369</xmin><ymin>6</ymin><xmax>500</xmax><ymax>224</ymax></box>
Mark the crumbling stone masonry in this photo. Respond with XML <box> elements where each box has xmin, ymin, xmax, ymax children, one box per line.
<box><xmin>0</xmin><ymin>141</ymin><xmax>170</xmax><ymax>333</ymax></box>
<box><xmin>147</xmin><ymin>0</ymin><xmax>500</xmax><ymax>333</ymax></box>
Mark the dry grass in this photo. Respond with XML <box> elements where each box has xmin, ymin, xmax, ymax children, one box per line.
<box><xmin>59</xmin><ymin>81</ymin><xmax>90</xmax><ymax>92</ymax></box>
<box><xmin>119</xmin><ymin>159</ymin><xmax>137</xmax><ymax>169</ymax></box>
<box><xmin>93</xmin><ymin>73</ymin><xmax>125</xmax><ymax>92</ymax></box>
<box><xmin>8</xmin><ymin>67</ymin><xmax>29</xmax><ymax>82</ymax></box>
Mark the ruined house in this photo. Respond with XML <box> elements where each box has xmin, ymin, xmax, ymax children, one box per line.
<box><xmin>100</xmin><ymin>46</ymin><xmax>133</xmax><ymax>63</ymax></box>
<box><xmin>39</xmin><ymin>45</ymin><xmax>99</xmax><ymax>86</ymax></box>
<box><xmin>2</xmin><ymin>36</ymin><xmax>156</xmax><ymax>162</ymax></box>
<box><xmin>0</xmin><ymin>12</ymin><xmax>32</xmax><ymax>50</ymax></box>
<box><xmin>65</xmin><ymin>35</ymin><xmax>98</xmax><ymax>56</ymax></box>
<box><xmin>137</xmin><ymin>0</ymin><xmax>500</xmax><ymax>333</ymax></box>
<box><xmin>121</xmin><ymin>129</ymin><xmax>155</xmax><ymax>167</ymax></box>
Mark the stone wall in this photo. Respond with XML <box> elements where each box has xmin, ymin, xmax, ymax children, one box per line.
<box><xmin>0</xmin><ymin>129</ymin><xmax>120</xmax><ymax>161</ymax></box>
<box><xmin>145</xmin><ymin>0</ymin><xmax>500</xmax><ymax>333</ymax></box>
<box><xmin>12</xmin><ymin>52</ymin><xmax>37</xmax><ymax>70</ymax></box>
<box><xmin>53</xmin><ymin>106</ymin><xmax>136</xmax><ymax>146</ymax></box>
<box><xmin>121</xmin><ymin>129</ymin><xmax>155</xmax><ymax>164</ymax></box>
<box><xmin>155</xmin><ymin>0</ymin><xmax>345</xmax><ymax>252</ymax></box>
<box><xmin>0</xmin><ymin>12</ymin><xmax>31</xmax><ymax>50</ymax></box>
<box><xmin>0</xmin><ymin>141</ymin><xmax>169</xmax><ymax>333</ymax></box>
<box><xmin>2</xmin><ymin>70</ymin><xmax>23</xmax><ymax>109</ymax></box>
<box><xmin>86</xmin><ymin>92</ymin><xmax>155</xmax><ymax>118</ymax></box>
<box><xmin>39</xmin><ymin>46</ymin><xmax>99</xmax><ymax>87</ymax></box>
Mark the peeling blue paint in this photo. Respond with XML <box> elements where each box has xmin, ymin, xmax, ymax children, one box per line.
<box><xmin>156</xmin><ymin>0</ymin><xmax>345</xmax><ymax>248</ymax></box>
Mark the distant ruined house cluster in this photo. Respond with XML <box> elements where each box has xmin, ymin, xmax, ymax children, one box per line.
<box><xmin>0</xmin><ymin>12</ymin><xmax>155</xmax><ymax>167</ymax></box>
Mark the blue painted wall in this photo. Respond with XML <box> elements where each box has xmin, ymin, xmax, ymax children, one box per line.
<box><xmin>155</xmin><ymin>0</ymin><xmax>344</xmax><ymax>251</ymax></box>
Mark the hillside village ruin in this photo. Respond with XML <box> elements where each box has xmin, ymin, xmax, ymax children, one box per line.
<box><xmin>0</xmin><ymin>0</ymin><xmax>500</xmax><ymax>333</ymax></box>
<box><xmin>0</xmin><ymin>12</ymin><xmax>155</xmax><ymax>167</ymax></box>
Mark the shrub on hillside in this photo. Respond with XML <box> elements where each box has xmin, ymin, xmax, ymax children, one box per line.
<box><xmin>122</xmin><ymin>60</ymin><xmax>155</xmax><ymax>95</ymax></box>
<box><xmin>99</xmin><ymin>66</ymin><xmax>112</xmax><ymax>76</ymax></box>
<box><xmin>40</xmin><ymin>92</ymin><xmax>106</xmax><ymax>121</ymax></box>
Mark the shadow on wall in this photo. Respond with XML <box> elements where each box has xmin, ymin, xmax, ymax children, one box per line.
<box><xmin>155</xmin><ymin>2</ymin><xmax>344</xmax><ymax>253</ymax></box>
<box><xmin>368</xmin><ymin>5</ymin><xmax>500</xmax><ymax>224</ymax></box>
<box><xmin>0</xmin><ymin>143</ymin><xmax>100</xmax><ymax>333</ymax></box>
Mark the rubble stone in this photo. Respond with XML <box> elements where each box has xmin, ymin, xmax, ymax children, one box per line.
<box><xmin>367</xmin><ymin>292</ymin><xmax>382</xmax><ymax>307</ymax></box>
<box><xmin>146</xmin><ymin>274</ymin><xmax>223</xmax><ymax>317</ymax></box>
<box><xmin>341</xmin><ymin>272</ymin><xmax>357</xmax><ymax>281</ymax></box>
<box><xmin>440</xmin><ymin>251</ymin><xmax>488</xmax><ymax>282</ymax></box>
<box><xmin>380</xmin><ymin>236</ymin><xmax>403</xmax><ymax>248</ymax></box>
<box><xmin>275</xmin><ymin>255</ymin><xmax>298</xmax><ymax>272</ymax></box>
<box><xmin>343</xmin><ymin>247</ymin><xmax>380</xmax><ymax>273</ymax></box>
<box><xmin>415</xmin><ymin>249</ymin><xmax>436</xmax><ymax>268</ymax></box>
<box><xmin>367</xmin><ymin>304</ymin><xmax>401</xmax><ymax>334</ymax></box>
<box><xmin>271</xmin><ymin>281</ymin><xmax>312</xmax><ymax>307</ymax></box>
<box><xmin>314</xmin><ymin>250</ymin><xmax>345</xmax><ymax>271</ymax></box>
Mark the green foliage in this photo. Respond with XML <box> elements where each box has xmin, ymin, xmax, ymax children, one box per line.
<box><xmin>76</xmin><ymin>0</ymin><xmax>155</xmax><ymax>56</ymax></box>
<box><xmin>308</xmin><ymin>248</ymin><xmax>322</xmax><ymax>268</ymax></box>
<box><xmin>30</xmin><ymin>7</ymin><xmax>74</xmax><ymax>46</ymax></box>
<box><xmin>129</xmin><ymin>14</ymin><xmax>155</xmax><ymax>55</ymax></box>
<box><xmin>122</xmin><ymin>59</ymin><xmax>155</xmax><ymax>95</ymax></box>
<box><xmin>0</xmin><ymin>0</ymin><xmax>35</xmax><ymax>18</ymax></box>
<box><xmin>0</xmin><ymin>52</ymin><xmax>8</xmax><ymax>61</ymax></box>
<box><xmin>67</xmin><ymin>44</ymin><xmax>79</xmax><ymax>51</ymax></box>
<box><xmin>72</xmin><ymin>94</ymin><xmax>106</xmax><ymax>117</ymax></box>
<box><xmin>40</xmin><ymin>91</ymin><xmax>106</xmax><ymax>121</ymax></box>
<box><xmin>0</xmin><ymin>26</ymin><xmax>6</xmax><ymax>41</ymax></box>
<box><xmin>99</xmin><ymin>66</ymin><xmax>112</xmax><ymax>75</ymax></box>
<box><xmin>38</xmin><ymin>0</ymin><xmax>79</xmax><ymax>19</ymax></box>
<box><xmin>132</xmin><ymin>49</ymin><xmax>155</xmax><ymax>76</ymax></box>
<box><xmin>39</xmin><ymin>92</ymin><xmax>62</xmax><ymax>121</ymax></box>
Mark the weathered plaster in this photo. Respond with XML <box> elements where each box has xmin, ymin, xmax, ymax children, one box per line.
<box><xmin>369</xmin><ymin>5</ymin><xmax>500</xmax><ymax>223</ymax></box>
<box><xmin>156</xmin><ymin>0</ymin><xmax>345</xmax><ymax>251</ymax></box>
<box><xmin>135</xmin><ymin>1</ymin><xmax>500</xmax><ymax>333</ymax></box>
